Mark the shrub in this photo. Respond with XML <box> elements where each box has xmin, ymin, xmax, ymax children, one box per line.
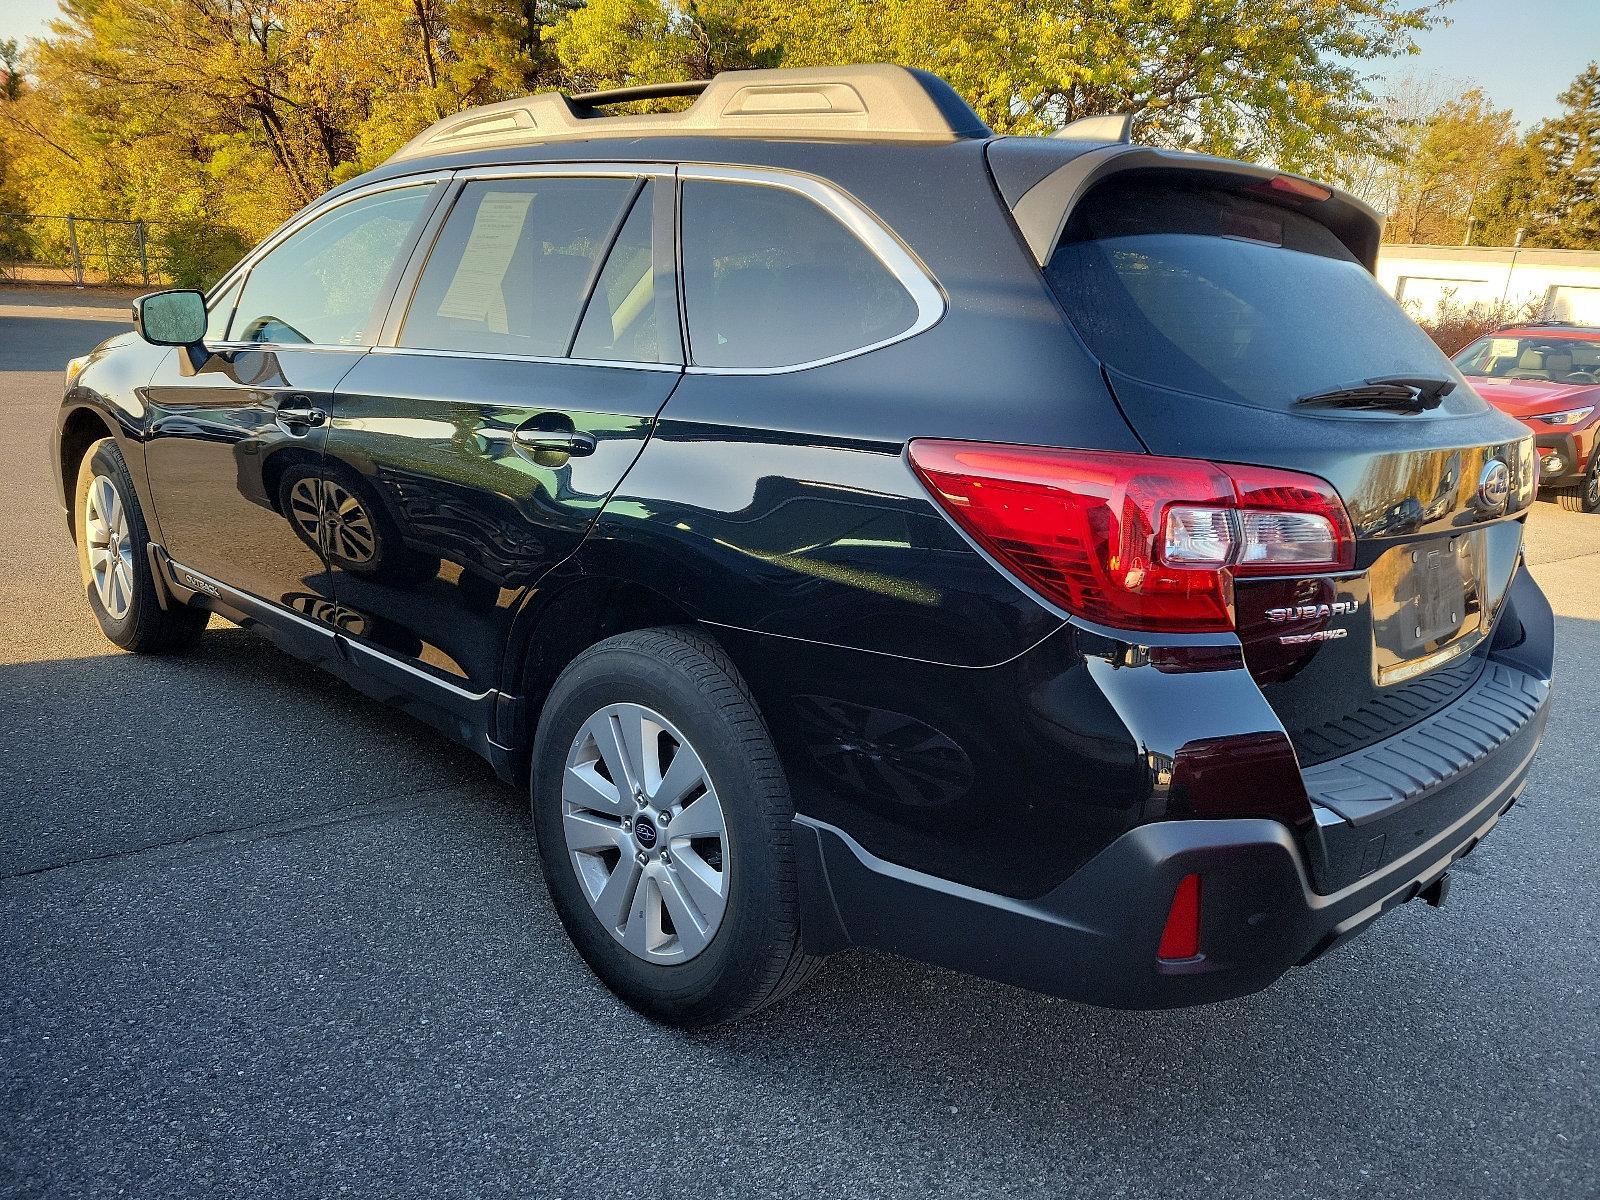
<box><xmin>1404</xmin><ymin>295</ymin><xmax>1545</xmax><ymax>355</ymax></box>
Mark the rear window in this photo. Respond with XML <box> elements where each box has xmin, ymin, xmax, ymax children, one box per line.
<box><xmin>1044</xmin><ymin>179</ymin><xmax>1462</xmax><ymax>410</ymax></box>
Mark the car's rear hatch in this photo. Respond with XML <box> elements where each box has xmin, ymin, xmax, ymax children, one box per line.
<box><xmin>996</xmin><ymin>145</ymin><xmax>1537</xmax><ymax>770</ymax></box>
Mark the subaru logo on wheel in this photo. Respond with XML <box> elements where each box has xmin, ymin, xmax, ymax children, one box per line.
<box><xmin>1475</xmin><ymin>459</ymin><xmax>1511</xmax><ymax>515</ymax></box>
<box><xmin>634</xmin><ymin>819</ymin><xmax>658</xmax><ymax>849</ymax></box>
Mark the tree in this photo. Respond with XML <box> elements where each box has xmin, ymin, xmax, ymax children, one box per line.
<box><xmin>546</xmin><ymin>0</ymin><xmax>1450</xmax><ymax>173</ymax></box>
<box><xmin>1532</xmin><ymin>62</ymin><xmax>1600</xmax><ymax>247</ymax></box>
<box><xmin>1475</xmin><ymin>62</ymin><xmax>1600</xmax><ymax>249</ymax></box>
<box><xmin>1384</xmin><ymin>87</ymin><xmax>1518</xmax><ymax>244</ymax></box>
<box><xmin>0</xmin><ymin>0</ymin><xmax>1456</xmax><ymax>283</ymax></box>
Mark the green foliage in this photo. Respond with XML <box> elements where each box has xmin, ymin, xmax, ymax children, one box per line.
<box><xmin>0</xmin><ymin>0</ymin><xmax>1476</xmax><ymax>271</ymax></box>
<box><xmin>1463</xmin><ymin>62</ymin><xmax>1599</xmax><ymax>249</ymax></box>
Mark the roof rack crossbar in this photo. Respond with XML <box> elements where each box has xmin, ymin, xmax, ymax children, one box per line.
<box><xmin>387</xmin><ymin>65</ymin><xmax>992</xmax><ymax>162</ymax></box>
<box><xmin>568</xmin><ymin>81</ymin><xmax>710</xmax><ymax>108</ymax></box>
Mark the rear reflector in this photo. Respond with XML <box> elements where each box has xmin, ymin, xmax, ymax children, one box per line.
<box><xmin>1158</xmin><ymin>874</ymin><xmax>1202</xmax><ymax>961</ymax></box>
<box><xmin>907</xmin><ymin>441</ymin><xmax>1354</xmax><ymax>634</ymax></box>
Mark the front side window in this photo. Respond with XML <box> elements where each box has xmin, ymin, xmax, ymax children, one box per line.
<box><xmin>680</xmin><ymin>180</ymin><xmax>919</xmax><ymax>369</ymax></box>
<box><xmin>401</xmin><ymin>176</ymin><xmax>637</xmax><ymax>357</ymax></box>
<box><xmin>230</xmin><ymin>185</ymin><xmax>434</xmax><ymax>346</ymax></box>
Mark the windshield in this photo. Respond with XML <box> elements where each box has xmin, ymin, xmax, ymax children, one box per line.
<box><xmin>1044</xmin><ymin>179</ymin><xmax>1476</xmax><ymax>413</ymax></box>
<box><xmin>1453</xmin><ymin>333</ymin><xmax>1600</xmax><ymax>384</ymax></box>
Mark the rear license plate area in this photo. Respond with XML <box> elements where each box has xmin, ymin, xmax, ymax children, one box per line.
<box><xmin>1370</xmin><ymin>532</ymin><xmax>1488</xmax><ymax>686</ymax></box>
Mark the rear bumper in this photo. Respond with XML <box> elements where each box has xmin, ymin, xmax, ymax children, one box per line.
<box><xmin>795</xmin><ymin>582</ymin><xmax>1550</xmax><ymax>1010</ymax></box>
<box><xmin>794</xmin><ymin>737</ymin><xmax>1532</xmax><ymax>1008</ymax></box>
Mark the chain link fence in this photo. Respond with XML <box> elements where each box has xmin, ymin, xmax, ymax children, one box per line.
<box><xmin>0</xmin><ymin>212</ymin><xmax>251</xmax><ymax>289</ymax></box>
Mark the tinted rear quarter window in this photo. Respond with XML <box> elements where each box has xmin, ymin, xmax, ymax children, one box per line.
<box><xmin>680</xmin><ymin>180</ymin><xmax>919</xmax><ymax>369</ymax></box>
<box><xmin>1045</xmin><ymin>179</ymin><xmax>1468</xmax><ymax>411</ymax></box>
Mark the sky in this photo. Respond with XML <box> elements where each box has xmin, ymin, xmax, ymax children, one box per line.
<box><xmin>1</xmin><ymin>0</ymin><xmax>1594</xmax><ymax>130</ymax></box>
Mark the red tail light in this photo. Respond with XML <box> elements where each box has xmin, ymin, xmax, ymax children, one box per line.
<box><xmin>1158</xmin><ymin>873</ymin><xmax>1202</xmax><ymax>961</ymax></box>
<box><xmin>907</xmin><ymin>441</ymin><xmax>1354</xmax><ymax>634</ymax></box>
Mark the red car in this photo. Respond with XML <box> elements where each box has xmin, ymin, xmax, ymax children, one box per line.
<box><xmin>1453</xmin><ymin>322</ymin><xmax>1600</xmax><ymax>512</ymax></box>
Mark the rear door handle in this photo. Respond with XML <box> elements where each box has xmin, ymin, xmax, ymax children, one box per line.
<box><xmin>513</xmin><ymin>427</ymin><xmax>596</xmax><ymax>457</ymax></box>
<box><xmin>275</xmin><ymin>396</ymin><xmax>328</xmax><ymax>430</ymax></box>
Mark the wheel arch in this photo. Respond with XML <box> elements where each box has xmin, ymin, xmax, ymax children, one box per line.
<box><xmin>502</xmin><ymin>570</ymin><xmax>704</xmax><ymax>769</ymax></box>
<box><xmin>58</xmin><ymin>405</ymin><xmax>120</xmax><ymax>538</ymax></box>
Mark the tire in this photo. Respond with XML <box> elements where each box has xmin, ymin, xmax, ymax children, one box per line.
<box><xmin>530</xmin><ymin>626</ymin><xmax>823</xmax><ymax>1026</ymax></box>
<box><xmin>73</xmin><ymin>437</ymin><xmax>209</xmax><ymax>653</ymax></box>
<box><xmin>277</xmin><ymin>461</ymin><xmax>438</xmax><ymax>583</ymax></box>
<box><xmin>1556</xmin><ymin>457</ymin><xmax>1600</xmax><ymax>513</ymax></box>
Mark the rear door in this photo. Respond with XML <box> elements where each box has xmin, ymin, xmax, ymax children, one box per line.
<box><xmin>1039</xmin><ymin>174</ymin><xmax>1536</xmax><ymax>766</ymax></box>
<box><xmin>321</xmin><ymin>165</ymin><xmax>681</xmax><ymax>702</ymax></box>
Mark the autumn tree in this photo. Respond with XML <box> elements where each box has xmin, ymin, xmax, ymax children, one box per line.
<box><xmin>545</xmin><ymin>0</ymin><xmax>1449</xmax><ymax>174</ymax></box>
<box><xmin>1387</xmin><ymin>88</ymin><xmax>1518</xmax><ymax>243</ymax></box>
<box><xmin>2</xmin><ymin>0</ymin><xmax>1457</xmax><ymax>282</ymax></box>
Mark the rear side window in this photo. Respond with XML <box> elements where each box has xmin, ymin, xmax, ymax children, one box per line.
<box><xmin>402</xmin><ymin>176</ymin><xmax>636</xmax><ymax>357</ymax></box>
<box><xmin>680</xmin><ymin>180</ymin><xmax>919</xmax><ymax>369</ymax></box>
<box><xmin>571</xmin><ymin>184</ymin><xmax>664</xmax><ymax>364</ymax></box>
<box><xmin>1044</xmin><ymin>180</ymin><xmax>1460</xmax><ymax>410</ymax></box>
<box><xmin>230</xmin><ymin>185</ymin><xmax>434</xmax><ymax>346</ymax></box>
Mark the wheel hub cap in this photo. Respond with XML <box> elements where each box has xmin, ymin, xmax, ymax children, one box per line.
<box><xmin>561</xmin><ymin>702</ymin><xmax>729</xmax><ymax>964</ymax></box>
<box><xmin>84</xmin><ymin>473</ymin><xmax>134</xmax><ymax>621</ymax></box>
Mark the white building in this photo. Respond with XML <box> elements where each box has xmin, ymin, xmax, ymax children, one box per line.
<box><xmin>1376</xmin><ymin>244</ymin><xmax>1600</xmax><ymax>324</ymax></box>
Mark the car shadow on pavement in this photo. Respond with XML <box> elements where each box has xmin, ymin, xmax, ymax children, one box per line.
<box><xmin>0</xmin><ymin>624</ymin><xmax>510</xmax><ymax>879</ymax></box>
<box><xmin>2</xmin><ymin>615</ymin><xmax>1595</xmax><ymax>1198</ymax></box>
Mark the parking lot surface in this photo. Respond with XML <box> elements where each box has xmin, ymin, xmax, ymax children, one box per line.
<box><xmin>2</xmin><ymin>287</ymin><xmax>1597</xmax><ymax>1198</ymax></box>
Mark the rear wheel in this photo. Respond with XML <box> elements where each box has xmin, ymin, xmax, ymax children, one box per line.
<box><xmin>530</xmin><ymin>627</ymin><xmax>822</xmax><ymax>1026</ymax></box>
<box><xmin>73</xmin><ymin>437</ymin><xmax>209</xmax><ymax>652</ymax></box>
<box><xmin>1556</xmin><ymin>457</ymin><xmax>1600</xmax><ymax>513</ymax></box>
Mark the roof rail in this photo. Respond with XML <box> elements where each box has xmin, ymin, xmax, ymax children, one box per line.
<box><xmin>388</xmin><ymin>65</ymin><xmax>992</xmax><ymax>162</ymax></box>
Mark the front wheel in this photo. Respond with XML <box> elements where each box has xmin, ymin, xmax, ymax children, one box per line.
<box><xmin>73</xmin><ymin>437</ymin><xmax>209</xmax><ymax>653</ymax></box>
<box><xmin>530</xmin><ymin>627</ymin><xmax>822</xmax><ymax>1026</ymax></box>
<box><xmin>1556</xmin><ymin>456</ymin><xmax>1600</xmax><ymax>513</ymax></box>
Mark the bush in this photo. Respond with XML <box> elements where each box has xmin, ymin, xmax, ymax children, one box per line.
<box><xmin>1404</xmin><ymin>296</ymin><xmax>1545</xmax><ymax>355</ymax></box>
<box><xmin>155</xmin><ymin>219</ymin><xmax>253</xmax><ymax>290</ymax></box>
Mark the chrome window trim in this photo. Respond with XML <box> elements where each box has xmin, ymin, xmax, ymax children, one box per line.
<box><xmin>676</xmin><ymin>163</ymin><xmax>946</xmax><ymax>375</ymax></box>
<box><xmin>202</xmin><ymin>170</ymin><xmax>455</xmax><ymax>344</ymax></box>
<box><xmin>367</xmin><ymin>344</ymin><xmax>681</xmax><ymax>374</ymax></box>
<box><xmin>454</xmin><ymin>162</ymin><xmax>676</xmax><ymax>182</ymax></box>
<box><xmin>205</xmin><ymin>341</ymin><xmax>371</xmax><ymax>354</ymax></box>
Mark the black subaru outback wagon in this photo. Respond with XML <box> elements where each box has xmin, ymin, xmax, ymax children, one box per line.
<box><xmin>54</xmin><ymin>65</ymin><xmax>1552</xmax><ymax>1025</ymax></box>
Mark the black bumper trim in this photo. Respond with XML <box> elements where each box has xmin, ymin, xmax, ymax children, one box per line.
<box><xmin>794</xmin><ymin>754</ymin><xmax>1527</xmax><ymax>1009</ymax></box>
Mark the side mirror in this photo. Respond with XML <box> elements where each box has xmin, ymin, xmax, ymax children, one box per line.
<box><xmin>132</xmin><ymin>290</ymin><xmax>207</xmax><ymax>347</ymax></box>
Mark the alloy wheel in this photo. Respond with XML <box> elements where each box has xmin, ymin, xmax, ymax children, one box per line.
<box><xmin>562</xmin><ymin>702</ymin><xmax>729</xmax><ymax>964</ymax></box>
<box><xmin>84</xmin><ymin>474</ymin><xmax>135</xmax><ymax>620</ymax></box>
<box><xmin>288</xmin><ymin>477</ymin><xmax>377</xmax><ymax>564</ymax></box>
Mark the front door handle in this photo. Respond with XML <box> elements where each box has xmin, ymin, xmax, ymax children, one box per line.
<box><xmin>513</xmin><ymin>427</ymin><xmax>596</xmax><ymax>458</ymax></box>
<box><xmin>275</xmin><ymin>396</ymin><xmax>328</xmax><ymax>432</ymax></box>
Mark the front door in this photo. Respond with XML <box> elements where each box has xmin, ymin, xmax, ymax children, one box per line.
<box><xmin>321</xmin><ymin>168</ymin><xmax>681</xmax><ymax>698</ymax></box>
<box><xmin>141</xmin><ymin>181</ymin><xmax>441</xmax><ymax>638</ymax></box>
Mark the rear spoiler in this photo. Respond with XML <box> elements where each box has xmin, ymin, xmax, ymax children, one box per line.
<box><xmin>986</xmin><ymin>139</ymin><xmax>1383</xmax><ymax>272</ymax></box>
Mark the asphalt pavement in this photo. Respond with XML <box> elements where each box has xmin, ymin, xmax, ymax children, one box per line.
<box><xmin>2</xmin><ymin>286</ymin><xmax>1597</xmax><ymax>1199</ymax></box>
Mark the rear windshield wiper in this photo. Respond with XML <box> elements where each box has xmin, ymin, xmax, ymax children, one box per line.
<box><xmin>1294</xmin><ymin>375</ymin><xmax>1457</xmax><ymax>412</ymax></box>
